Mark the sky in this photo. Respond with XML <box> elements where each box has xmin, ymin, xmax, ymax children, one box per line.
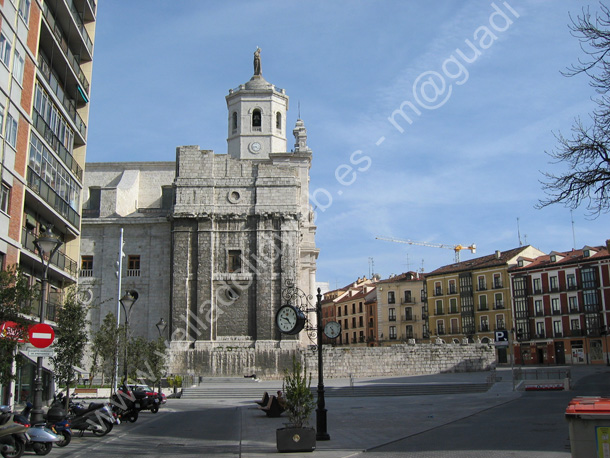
<box><xmin>86</xmin><ymin>1</ymin><xmax>610</xmax><ymax>289</ymax></box>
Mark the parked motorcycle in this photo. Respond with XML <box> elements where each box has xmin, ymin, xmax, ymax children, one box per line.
<box><xmin>126</xmin><ymin>384</ymin><xmax>165</xmax><ymax>414</ymax></box>
<box><xmin>110</xmin><ymin>384</ymin><xmax>140</xmax><ymax>423</ymax></box>
<box><xmin>0</xmin><ymin>406</ymin><xmax>28</xmax><ymax>458</ymax></box>
<box><xmin>56</xmin><ymin>394</ymin><xmax>116</xmax><ymax>437</ymax></box>
<box><xmin>44</xmin><ymin>401</ymin><xmax>71</xmax><ymax>447</ymax></box>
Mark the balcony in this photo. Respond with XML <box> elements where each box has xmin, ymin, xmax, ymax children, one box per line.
<box><xmin>80</xmin><ymin>269</ymin><xmax>93</xmax><ymax>278</ymax></box>
<box><xmin>435</xmin><ymin>309</ymin><xmax>444</xmax><ymax>316</ymax></box>
<box><xmin>448</xmin><ymin>286</ymin><xmax>457</xmax><ymax>295</ymax></box>
<box><xmin>554</xmin><ymin>332</ymin><xmax>563</xmax><ymax>338</ymax></box>
<box><xmin>389</xmin><ymin>316</ymin><xmax>396</xmax><ymax>322</ymax></box>
<box><xmin>389</xmin><ymin>335</ymin><xmax>397</xmax><ymax>340</ymax></box>
<box><xmin>535</xmin><ymin>310</ymin><xmax>544</xmax><ymax>317</ymax></box>
<box><xmin>479</xmin><ymin>325</ymin><xmax>490</xmax><ymax>332</ymax></box>
<box><xmin>536</xmin><ymin>332</ymin><xmax>546</xmax><ymax>339</ymax></box>
<box><xmin>27</xmin><ymin>169</ymin><xmax>81</xmax><ymax>230</ymax></box>
<box><xmin>493</xmin><ymin>281</ymin><xmax>503</xmax><ymax>289</ymax></box>
<box><xmin>567</xmin><ymin>284</ymin><xmax>578</xmax><ymax>291</ymax></box>
<box><xmin>21</xmin><ymin>227</ymin><xmax>78</xmax><ymax>277</ymax></box>
<box><xmin>569</xmin><ymin>329</ymin><xmax>583</xmax><ymax>337</ymax></box>
<box><xmin>478</xmin><ymin>305</ymin><xmax>489</xmax><ymax>311</ymax></box>
<box><xmin>494</xmin><ymin>301</ymin><xmax>505</xmax><ymax>310</ymax></box>
<box><xmin>449</xmin><ymin>307</ymin><xmax>458</xmax><ymax>314</ymax></box>
<box><xmin>569</xmin><ymin>307</ymin><xmax>580</xmax><ymax>314</ymax></box>
<box><xmin>434</xmin><ymin>287</ymin><xmax>443</xmax><ymax>296</ymax></box>
<box><xmin>437</xmin><ymin>330</ymin><xmax>446</xmax><ymax>336</ymax></box>
<box><xmin>552</xmin><ymin>309</ymin><xmax>562</xmax><ymax>316</ymax></box>
<box><xmin>403</xmin><ymin>314</ymin><xmax>414</xmax><ymax>321</ymax></box>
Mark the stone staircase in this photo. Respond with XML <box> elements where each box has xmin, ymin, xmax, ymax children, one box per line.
<box><xmin>181</xmin><ymin>378</ymin><xmax>490</xmax><ymax>399</ymax></box>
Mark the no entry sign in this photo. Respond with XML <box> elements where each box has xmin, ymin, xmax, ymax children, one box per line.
<box><xmin>28</xmin><ymin>323</ymin><xmax>55</xmax><ymax>349</ymax></box>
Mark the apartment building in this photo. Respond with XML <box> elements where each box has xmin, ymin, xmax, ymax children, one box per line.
<box><xmin>509</xmin><ymin>242</ymin><xmax>610</xmax><ymax>365</ymax></box>
<box><xmin>321</xmin><ymin>276</ymin><xmax>378</xmax><ymax>346</ymax></box>
<box><xmin>376</xmin><ymin>271</ymin><xmax>427</xmax><ymax>345</ymax></box>
<box><xmin>425</xmin><ymin>246</ymin><xmax>544</xmax><ymax>362</ymax></box>
<box><xmin>0</xmin><ymin>0</ymin><xmax>96</xmax><ymax>404</ymax></box>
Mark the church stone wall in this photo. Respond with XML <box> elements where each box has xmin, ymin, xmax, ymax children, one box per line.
<box><xmin>166</xmin><ymin>343</ymin><xmax>495</xmax><ymax>379</ymax></box>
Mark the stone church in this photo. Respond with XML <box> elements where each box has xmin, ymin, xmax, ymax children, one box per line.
<box><xmin>80</xmin><ymin>52</ymin><xmax>319</xmax><ymax>377</ymax></box>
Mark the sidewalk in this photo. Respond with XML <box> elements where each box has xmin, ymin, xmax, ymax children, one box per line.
<box><xmin>239</xmin><ymin>368</ymin><xmax>521</xmax><ymax>458</ymax></box>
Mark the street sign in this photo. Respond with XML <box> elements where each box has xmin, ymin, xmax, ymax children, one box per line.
<box><xmin>27</xmin><ymin>348</ymin><xmax>55</xmax><ymax>358</ymax></box>
<box><xmin>28</xmin><ymin>323</ymin><xmax>55</xmax><ymax>349</ymax></box>
<box><xmin>494</xmin><ymin>330</ymin><xmax>509</xmax><ymax>347</ymax></box>
<box><xmin>0</xmin><ymin>321</ymin><xmax>26</xmax><ymax>343</ymax></box>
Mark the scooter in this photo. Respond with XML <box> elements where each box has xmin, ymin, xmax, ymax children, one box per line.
<box><xmin>0</xmin><ymin>405</ymin><xmax>29</xmax><ymax>458</ymax></box>
<box><xmin>44</xmin><ymin>398</ymin><xmax>72</xmax><ymax>447</ymax></box>
<box><xmin>15</xmin><ymin>403</ymin><xmax>63</xmax><ymax>454</ymax></box>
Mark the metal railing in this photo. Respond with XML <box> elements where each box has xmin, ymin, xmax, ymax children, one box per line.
<box><xmin>21</xmin><ymin>227</ymin><xmax>78</xmax><ymax>277</ymax></box>
<box><xmin>26</xmin><ymin>168</ymin><xmax>81</xmax><ymax>230</ymax></box>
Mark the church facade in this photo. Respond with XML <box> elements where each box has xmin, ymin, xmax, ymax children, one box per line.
<box><xmin>80</xmin><ymin>54</ymin><xmax>319</xmax><ymax>376</ymax></box>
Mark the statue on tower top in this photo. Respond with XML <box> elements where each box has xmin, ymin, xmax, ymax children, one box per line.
<box><xmin>253</xmin><ymin>47</ymin><xmax>262</xmax><ymax>76</ymax></box>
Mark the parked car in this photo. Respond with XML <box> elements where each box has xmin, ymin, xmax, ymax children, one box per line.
<box><xmin>126</xmin><ymin>384</ymin><xmax>166</xmax><ymax>413</ymax></box>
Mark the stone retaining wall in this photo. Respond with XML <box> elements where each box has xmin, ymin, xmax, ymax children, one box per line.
<box><xmin>167</xmin><ymin>341</ymin><xmax>496</xmax><ymax>379</ymax></box>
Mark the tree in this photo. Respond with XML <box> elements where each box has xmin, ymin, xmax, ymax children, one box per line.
<box><xmin>90</xmin><ymin>312</ymin><xmax>124</xmax><ymax>388</ymax></box>
<box><xmin>538</xmin><ymin>4</ymin><xmax>610</xmax><ymax>216</ymax></box>
<box><xmin>0</xmin><ymin>266</ymin><xmax>36</xmax><ymax>388</ymax></box>
<box><xmin>51</xmin><ymin>287</ymin><xmax>90</xmax><ymax>407</ymax></box>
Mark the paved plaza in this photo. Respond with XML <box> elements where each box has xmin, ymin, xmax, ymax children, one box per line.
<box><xmin>51</xmin><ymin>365</ymin><xmax>610</xmax><ymax>457</ymax></box>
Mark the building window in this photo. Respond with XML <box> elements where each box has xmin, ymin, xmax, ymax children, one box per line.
<box><xmin>551</xmin><ymin>298</ymin><xmax>560</xmax><ymax>314</ymax></box>
<box><xmin>0</xmin><ymin>183</ymin><xmax>10</xmax><ymax>214</ymax></box>
<box><xmin>434</xmin><ymin>282</ymin><xmax>442</xmax><ymax>296</ymax></box>
<box><xmin>127</xmin><ymin>255</ymin><xmax>141</xmax><ymax>277</ymax></box>
<box><xmin>478</xmin><ymin>276</ymin><xmax>486</xmax><ymax>290</ymax></box>
<box><xmin>12</xmin><ymin>49</ymin><xmax>24</xmax><ymax>85</ymax></box>
<box><xmin>0</xmin><ymin>33</ymin><xmax>11</xmax><ymax>67</ymax></box>
<box><xmin>276</xmin><ymin>112</ymin><xmax>281</xmax><ymax>130</ymax></box>
<box><xmin>405</xmin><ymin>325</ymin><xmax>413</xmax><ymax>339</ymax></box>
<box><xmin>496</xmin><ymin>315</ymin><xmax>505</xmax><ymax>330</ymax></box>
<box><xmin>337</xmin><ymin>307</ymin><xmax>341</xmax><ymax>317</ymax></box>
<box><xmin>18</xmin><ymin>0</ymin><xmax>31</xmax><ymax>22</ymax></box>
<box><xmin>389</xmin><ymin>326</ymin><xmax>397</xmax><ymax>339</ymax></box>
<box><xmin>344</xmin><ymin>305</ymin><xmax>347</xmax><ymax>315</ymax></box>
<box><xmin>533</xmin><ymin>277</ymin><xmax>541</xmax><ymax>293</ymax></box>
<box><xmin>388</xmin><ymin>291</ymin><xmax>395</xmax><ymax>304</ymax></box>
<box><xmin>5</xmin><ymin>114</ymin><xmax>17</xmax><ymax>148</ymax></box>
<box><xmin>571</xmin><ymin>318</ymin><xmax>580</xmax><ymax>333</ymax></box>
<box><xmin>448</xmin><ymin>280</ymin><xmax>456</xmax><ymax>294</ymax></box>
<box><xmin>344</xmin><ymin>319</ymin><xmax>348</xmax><ymax>330</ymax></box>
<box><xmin>553</xmin><ymin>320</ymin><xmax>562</xmax><ymax>337</ymax></box>
<box><xmin>569</xmin><ymin>296</ymin><xmax>578</xmax><ymax>313</ymax></box>
<box><xmin>389</xmin><ymin>308</ymin><xmax>396</xmax><ymax>321</ymax></box>
<box><xmin>228</xmin><ymin>250</ymin><xmax>241</xmax><ymax>273</ymax></box>
<box><xmin>479</xmin><ymin>295</ymin><xmax>488</xmax><ymax>311</ymax></box>
<box><xmin>450</xmin><ymin>318</ymin><xmax>459</xmax><ymax>334</ymax></box>
<box><xmin>404</xmin><ymin>307</ymin><xmax>413</xmax><ymax>320</ymax></box>
<box><xmin>352</xmin><ymin>317</ymin><xmax>356</xmax><ymax>328</ymax></box>
<box><xmin>567</xmin><ymin>273</ymin><xmax>576</xmax><ymax>290</ymax></box>
<box><xmin>550</xmin><ymin>276</ymin><xmax>558</xmax><ymax>292</ymax></box>
<box><xmin>359</xmin><ymin>302</ymin><xmax>363</xmax><ymax>313</ymax></box>
<box><xmin>436</xmin><ymin>321</ymin><xmax>445</xmax><ymax>335</ymax></box>
<box><xmin>359</xmin><ymin>330</ymin><xmax>364</xmax><ymax>342</ymax></box>
<box><xmin>449</xmin><ymin>297</ymin><xmax>458</xmax><ymax>313</ymax></box>
<box><xmin>536</xmin><ymin>321</ymin><xmax>545</xmax><ymax>338</ymax></box>
<box><xmin>80</xmin><ymin>255</ymin><xmax>93</xmax><ymax>277</ymax></box>
<box><xmin>252</xmin><ymin>109</ymin><xmax>261</xmax><ymax>130</ymax></box>
<box><xmin>480</xmin><ymin>316</ymin><xmax>489</xmax><ymax>332</ymax></box>
<box><xmin>232</xmin><ymin>112</ymin><xmax>238</xmax><ymax>132</ymax></box>
<box><xmin>352</xmin><ymin>303</ymin><xmax>356</xmax><ymax>314</ymax></box>
<box><xmin>435</xmin><ymin>300</ymin><xmax>443</xmax><ymax>315</ymax></box>
<box><xmin>359</xmin><ymin>316</ymin><xmax>363</xmax><ymax>327</ymax></box>
<box><xmin>581</xmin><ymin>267</ymin><xmax>597</xmax><ymax>289</ymax></box>
<box><xmin>535</xmin><ymin>300</ymin><xmax>543</xmax><ymax>315</ymax></box>
<box><xmin>494</xmin><ymin>293</ymin><xmax>503</xmax><ymax>309</ymax></box>
<box><xmin>493</xmin><ymin>273</ymin><xmax>502</xmax><ymax>288</ymax></box>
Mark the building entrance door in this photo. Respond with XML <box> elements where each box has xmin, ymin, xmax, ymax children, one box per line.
<box><xmin>497</xmin><ymin>347</ymin><xmax>507</xmax><ymax>364</ymax></box>
<box><xmin>555</xmin><ymin>342</ymin><xmax>565</xmax><ymax>364</ymax></box>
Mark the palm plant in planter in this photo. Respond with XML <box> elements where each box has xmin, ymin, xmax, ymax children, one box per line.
<box><xmin>276</xmin><ymin>356</ymin><xmax>316</xmax><ymax>453</ymax></box>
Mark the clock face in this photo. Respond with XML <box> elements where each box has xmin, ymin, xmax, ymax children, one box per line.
<box><xmin>249</xmin><ymin>141</ymin><xmax>262</xmax><ymax>153</ymax></box>
<box><xmin>324</xmin><ymin>321</ymin><xmax>341</xmax><ymax>339</ymax></box>
<box><xmin>275</xmin><ymin>305</ymin><xmax>306</xmax><ymax>335</ymax></box>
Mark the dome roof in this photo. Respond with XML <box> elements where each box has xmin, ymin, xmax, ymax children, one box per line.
<box><xmin>244</xmin><ymin>75</ymin><xmax>273</xmax><ymax>90</ymax></box>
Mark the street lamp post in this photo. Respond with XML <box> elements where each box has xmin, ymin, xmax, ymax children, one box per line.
<box><xmin>31</xmin><ymin>227</ymin><xmax>63</xmax><ymax>424</ymax></box>
<box><xmin>119</xmin><ymin>290</ymin><xmax>138</xmax><ymax>383</ymax></box>
<box><xmin>315</xmin><ymin>288</ymin><xmax>330</xmax><ymax>441</ymax></box>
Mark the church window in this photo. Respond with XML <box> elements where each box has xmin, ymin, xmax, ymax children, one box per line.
<box><xmin>228</xmin><ymin>250</ymin><xmax>241</xmax><ymax>273</ymax></box>
<box><xmin>232</xmin><ymin>112</ymin><xmax>238</xmax><ymax>132</ymax></box>
<box><xmin>81</xmin><ymin>255</ymin><xmax>93</xmax><ymax>277</ymax></box>
<box><xmin>252</xmin><ymin>109</ymin><xmax>261</xmax><ymax>131</ymax></box>
<box><xmin>127</xmin><ymin>255</ymin><xmax>141</xmax><ymax>277</ymax></box>
<box><xmin>276</xmin><ymin>112</ymin><xmax>281</xmax><ymax>130</ymax></box>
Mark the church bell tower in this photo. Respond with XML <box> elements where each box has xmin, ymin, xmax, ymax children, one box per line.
<box><xmin>226</xmin><ymin>48</ymin><xmax>289</xmax><ymax>159</ymax></box>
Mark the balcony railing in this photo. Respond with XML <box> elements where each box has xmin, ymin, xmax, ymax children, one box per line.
<box><xmin>480</xmin><ymin>325</ymin><xmax>490</xmax><ymax>332</ymax></box>
<box><xmin>80</xmin><ymin>269</ymin><xmax>93</xmax><ymax>278</ymax></box>
<box><xmin>569</xmin><ymin>329</ymin><xmax>583</xmax><ymax>337</ymax></box>
<box><xmin>494</xmin><ymin>301</ymin><xmax>504</xmax><ymax>309</ymax></box>
<box><xmin>389</xmin><ymin>316</ymin><xmax>396</xmax><ymax>322</ymax></box>
<box><xmin>21</xmin><ymin>227</ymin><xmax>78</xmax><ymax>277</ymax></box>
<box><xmin>403</xmin><ymin>314</ymin><xmax>414</xmax><ymax>321</ymax></box>
<box><xmin>434</xmin><ymin>288</ymin><xmax>443</xmax><ymax>296</ymax></box>
<box><xmin>27</xmin><ymin>168</ymin><xmax>81</xmax><ymax>229</ymax></box>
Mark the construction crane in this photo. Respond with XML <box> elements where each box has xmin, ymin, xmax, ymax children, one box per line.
<box><xmin>376</xmin><ymin>236</ymin><xmax>476</xmax><ymax>263</ymax></box>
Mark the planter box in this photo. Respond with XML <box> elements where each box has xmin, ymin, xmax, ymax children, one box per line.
<box><xmin>276</xmin><ymin>427</ymin><xmax>316</xmax><ymax>453</ymax></box>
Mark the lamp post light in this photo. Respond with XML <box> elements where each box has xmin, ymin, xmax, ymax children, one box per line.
<box><xmin>315</xmin><ymin>288</ymin><xmax>330</xmax><ymax>441</ymax></box>
<box><xmin>156</xmin><ymin>318</ymin><xmax>167</xmax><ymax>338</ymax></box>
<box><xmin>119</xmin><ymin>290</ymin><xmax>139</xmax><ymax>383</ymax></box>
<box><xmin>31</xmin><ymin>227</ymin><xmax>63</xmax><ymax>424</ymax></box>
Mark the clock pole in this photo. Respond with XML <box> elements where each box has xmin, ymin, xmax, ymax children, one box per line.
<box><xmin>315</xmin><ymin>287</ymin><xmax>330</xmax><ymax>440</ymax></box>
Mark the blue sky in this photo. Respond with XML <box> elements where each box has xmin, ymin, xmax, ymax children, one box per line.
<box><xmin>87</xmin><ymin>1</ymin><xmax>609</xmax><ymax>289</ymax></box>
